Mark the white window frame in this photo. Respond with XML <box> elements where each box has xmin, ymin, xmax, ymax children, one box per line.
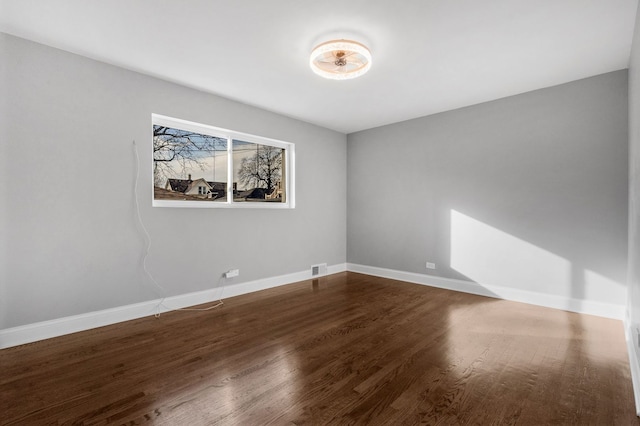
<box><xmin>152</xmin><ymin>114</ymin><xmax>295</xmax><ymax>209</ymax></box>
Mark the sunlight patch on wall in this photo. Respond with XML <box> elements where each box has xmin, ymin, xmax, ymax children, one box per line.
<box><xmin>450</xmin><ymin>210</ymin><xmax>571</xmax><ymax>296</ymax></box>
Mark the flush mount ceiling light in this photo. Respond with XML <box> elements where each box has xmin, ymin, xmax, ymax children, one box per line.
<box><xmin>309</xmin><ymin>39</ymin><xmax>372</xmax><ymax>80</ymax></box>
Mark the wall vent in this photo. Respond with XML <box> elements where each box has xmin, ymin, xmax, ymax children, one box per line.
<box><xmin>311</xmin><ymin>263</ymin><xmax>328</xmax><ymax>277</ymax></box>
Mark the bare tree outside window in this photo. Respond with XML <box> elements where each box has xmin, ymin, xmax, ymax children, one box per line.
<box><xmin>153</xmin><ymin>125</ymin><xmax>227</xmax><ymax>187</ymax></box>
<box><xmin>234</xmin><ymin>141</ymin><xmax>284</xmax><ymax>194</ymax></box>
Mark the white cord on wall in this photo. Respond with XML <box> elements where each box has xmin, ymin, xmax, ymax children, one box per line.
<box><xmin>132</xmin><ymin>140</ymin><xmax>224</xmax><ymax>317</ymax></box>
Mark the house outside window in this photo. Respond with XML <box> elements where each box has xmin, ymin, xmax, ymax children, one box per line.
<box><xmin>152</xmin><ymin>114</ymin><xmax>294</xmax><ymax>208</ymax></box>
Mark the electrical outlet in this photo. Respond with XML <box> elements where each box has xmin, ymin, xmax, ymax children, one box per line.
<box><xmin>225</xmin><ymin>269</ymin><xmax>239</xmax><ymax>278</ymax></box>
<box><xmin>426</xmin><ymin>262</ymin><xmax>436</xmax><ymax>270</ymax></box>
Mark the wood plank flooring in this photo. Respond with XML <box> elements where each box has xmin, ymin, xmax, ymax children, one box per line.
<box><xmin>1</xmin><ymin>272</ymin><xmax>638</xmax><ymax>425</ymax></box>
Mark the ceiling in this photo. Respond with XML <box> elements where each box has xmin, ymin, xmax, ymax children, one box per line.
<box><xmin>0</xmin><ymin>0</ymin><xmax>638</xmax><ymax>134</ymax></box>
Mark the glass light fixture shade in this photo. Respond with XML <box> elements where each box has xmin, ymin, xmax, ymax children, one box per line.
<box><xmin>309</xmin><ymin>39</ymin><xmax>372</xmax><ymax>80</ymax></box>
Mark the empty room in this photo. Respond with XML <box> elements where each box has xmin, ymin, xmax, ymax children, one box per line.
<box><xmin>2</xmin><ymin>0</ymin><xmax>640</xmax><ymax>424</ymax></box>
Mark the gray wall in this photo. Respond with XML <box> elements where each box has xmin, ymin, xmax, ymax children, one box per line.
<box><xmin>628</xmin><ymin>4</ymin><xmax>640</xmax><ymax>369</ymax></box>
<box><xmin>0</xmin><ymin>33</ymin><xmax>347</xmax><ymax>329</ymax></box>
<box><xmin>348</xmin><ymin>70</ymin><xmax>628</xmax><ymax>307</ymax></box>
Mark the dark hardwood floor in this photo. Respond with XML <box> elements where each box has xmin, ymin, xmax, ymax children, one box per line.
<box><xmin>1</xmin><ymin>272</ymin><xmax>638</xmax><ymax>425</ymax></box>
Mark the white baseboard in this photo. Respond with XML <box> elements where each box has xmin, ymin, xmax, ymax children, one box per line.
<box><xmin>347</xmin><ymin>263</ymin><xmax>625</xmax><ymax>320</ymax></box>
<box><xmin>625</xmin><ymin>314</ymin><xmax>640</xmax><ymax>416</ymax></box>
<box><xmin>1</xmin><ymin>261</ymin><xmax>623</xmax><ymax>349</ymax></box>
<box><xmin>0</xmin><ymin>263</ymin><xmax>348</xmax><ymax>349</ymax></box>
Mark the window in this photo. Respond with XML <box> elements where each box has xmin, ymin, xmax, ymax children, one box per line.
<box><xmin>152</xmin><ymin>114</ymin><xmax>294</xmax><ymax>208</ymax></box>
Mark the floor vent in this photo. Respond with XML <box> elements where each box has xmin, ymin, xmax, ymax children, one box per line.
<box><xmin>311</xmin><ymin>263</ymin><xmax>328</xmax><ymax>277</ymax></box>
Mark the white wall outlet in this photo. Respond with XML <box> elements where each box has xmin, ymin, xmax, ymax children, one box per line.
<box><xmin>426</xmin><ymin>262</ymin><xmax>436</xmax><ymax>270</ymax></box>
<box><xmin>225</xmin><ymin>269</ymin><xmax>239</xmax><ymax>278</ymax></box>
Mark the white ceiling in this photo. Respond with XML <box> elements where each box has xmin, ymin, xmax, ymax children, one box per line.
<box><xmin>0</xmin><ymin>0</ymin><xmax>638</xmax><ymax>133</ymax></box>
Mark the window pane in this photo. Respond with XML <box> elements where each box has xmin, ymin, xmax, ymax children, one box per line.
<box><xmin>153</xmin><ymin>125</ymin><xmax>228</xmax><ymax>202</ymax></box>
<box><xmin>232</xmin><ymin>139</ymin><xmax>285</xmax><ymax>203</ymax></box>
